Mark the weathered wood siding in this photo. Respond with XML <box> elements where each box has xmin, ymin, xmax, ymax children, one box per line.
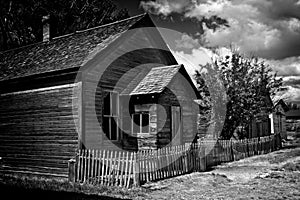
<box><xmin>248</xmin><ymin>115</ymin><xmax>271</xmax><ymax>138</ymax></box>
<box><xmin>272</xmin><ymin>103</ymin><xmax>287</xmax><ymax>139</ymax></box>
<box><xmin>273</xmin><ymin>114</ymin><xmax>287</xmax><ymax>139</ymax></box>
<box><xmin>157</xmin><ymin>72</ymin><xmax>198</xmax><ymax>148</ymax></box>
<box><xmin>0</xmin><ymin>83</ymin><xmax>80</xmax><ymax>177</ymax></box>
<box><xmin>82</xmin><ymin>27</ymin><xmax>177</xmax><ymax>150</ymax></box>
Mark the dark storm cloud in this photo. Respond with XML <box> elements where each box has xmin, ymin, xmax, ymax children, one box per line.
<box><xmin>284</xmin><ymin>77</ymin><xmax>300</xmax><ymax>89</ymax></box>
<box><xmin>141</xmin><ymin>0</ymin><xmax>300</xmax><ymax>60</ymax></box>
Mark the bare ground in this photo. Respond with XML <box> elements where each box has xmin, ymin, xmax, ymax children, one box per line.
<box><xmin>133</xmin><ymin>136</ymin><xmax>300</xmax><ymax>200</ymax></box>
<box><xmin>1</xmin><ymin>133</ymin><xmax>299</xmax><ymax>200</ymax></box>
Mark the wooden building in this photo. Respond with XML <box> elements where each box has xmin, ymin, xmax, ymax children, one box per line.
<box><xmin>286</xmin><ymin>109</ymin><xmax>300</xmax><ymax>120</ymax></box>
<box><xmin>120</xmin><ymin>65</ymin><xmax>199</xmax><ymax>150</ymax></box>
<box><xmin>247</xmin><ymin>99</ymin><xmax>289</xmax><ymax>139</ymax></box>
<box><xmin>247</xmin><ymin>96</ymin><xmax>274</xmax><ymax>139</ymax></box>
<box><xmin>0</xmin><ymin>14</ymin><xmax>199</xmax><ymax>177</ymax></box>
<box><xmin>286</xmin><ymin>109</ymin><xmax>300</xmax><ymax>133</ymax></box>
<box><xmin>269</xmin><ymin>99</ymin><xmax>289</xmax><ymax>140</ymax></box>
<box><xmin>247</xmin><ymin>113</ymin><xmax>270</xmax><ymax>138</ymax></box>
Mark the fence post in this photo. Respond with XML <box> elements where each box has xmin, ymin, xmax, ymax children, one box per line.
<box><xmin>230</xmin><ymin>140</ymin><xmax>234</xmax><ymax>161</ymax></box>
<box><xmin>133</xmin><ymin>152</ymin><xmax>140</xmax><ymax>187</ymax></box>
<box><xmin>68</xmin><ymin>158</ymin><xmax>77</xmax><ymax>183</ymax></box>
<box><xmin>279</xmin><ymin>133</ymin><xmax>282</xmax><ymax>149</ymax></box>
<box><xmin>199</xmin><ymin>144</ymin><xmax>206</xmax><ymax>171</ymax></box>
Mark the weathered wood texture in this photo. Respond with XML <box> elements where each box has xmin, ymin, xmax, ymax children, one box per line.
<box><xmin>81</xmin><ymin>27</ymin><xmax>177</xmax><ymax>150</ymax></box>
<box><xmin>118</xmin><ymin>67</ymin><xmax>199</xmax><ymax>151</ymax></box>
<box><xmin>0</xmin><ymin>83</ymin><xmax>80</xmax><ymax>178</ymax></box>
<box><xmin>273</xmin><ymin>114</ymin><xmax>286</xmax><ymax>138</ymax></box>
<box><xmin>157</xmin><ymin>72</ymin><xmax>198</xmax><ymax>148</ymax></box>
<box><xmin>74</xmin><ymin>134</ymin><xmax>281</xmax><ymax>188</ymax></box>
<box><xmin>248</xmin><ymin>115</ymin><xmax>271</xmax><ymax>138</ymax></box>
<box><xmin>272</xmin><ymin>101</ymin><xmax>288</xmax><ymax>140</ymax></box>
<box><xmin>76</xmin><ymin>149</ymin><xmax>135</xmax><ymax>188</ymax></box>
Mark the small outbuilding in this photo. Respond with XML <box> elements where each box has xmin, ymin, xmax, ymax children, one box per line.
<box><xmin>269</xmin><ymin>99</ymin><xmax>289</xmax><ymax>140</ymax></box>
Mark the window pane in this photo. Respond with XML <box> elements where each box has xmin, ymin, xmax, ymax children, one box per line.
<box><xmin>103</xmin><ymin>93</ymin><xmax>111</xmax><ymax>115</ymax></box>
<box><xmin>111</xmin><ymin>93</ymin><xmax>118</xmax><ymax>116</ymax></box>
<box><xmin>132</xmin><ymin>114</ymin><xmax>140</xmax><ymax>134</ymax></box>
<box><xmin>142</xmin><ymin>114</ymin><xmax>149</xmax><ymax>133</ymax></box>
<box><xmin>103</xmin><ymin>117</ymin><xmax>109</xmax><ymax>138</ymax></box>
<box><xmin>111</xmin><ymin>117</ymin><xmax>118</xmax><ymax>140</ymax></box>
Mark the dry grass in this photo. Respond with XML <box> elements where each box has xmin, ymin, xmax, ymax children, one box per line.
<box><xmin>0</xmin><ymin>173</ymin><xmax>145</xmax><ymax>199</ymax></box>
<box><xmin>1</xmin><ymin>132</ymin><xmax>299</xmax><ymax>200</ymax></box>
<box><xmin>131</xmin><ymin>132</ymin><xmax>300</xmax><ymax>200</ymax></box>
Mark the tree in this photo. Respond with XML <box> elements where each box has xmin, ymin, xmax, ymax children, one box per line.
<box><xmin>0</xmin><ymin>0</ymin><xmax>129</xmax><ymax>51</ymax></box>
<box><xmin>195</xmin><ymin>52</ymin><xmax>283</xmax><ymax>139</ymax></box>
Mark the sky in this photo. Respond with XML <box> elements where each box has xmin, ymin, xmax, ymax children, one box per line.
<box><xmin>113</xmin><ymin>0</ymin><xmax>300</xmax><ymax>104</ymax></box>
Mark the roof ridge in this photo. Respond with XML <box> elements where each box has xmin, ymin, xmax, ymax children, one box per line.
<box><xmin>0</xmin><ymin>41</ymin><xmax>44</xmax><ymax>54</ymax></box>
<box><xmin>74</xmin><ymin>13</ymin><xmax>147</xmax><ymax>34</ymax></box>
<box><xmin>151</xmin><ymin>64</ymin><xmax>182</xmax><ymax>70</ymax></box>
<box><xmin>0</xmin><ymin>13</ymin><xmax>147</xmax><ymax>54</ymax></box>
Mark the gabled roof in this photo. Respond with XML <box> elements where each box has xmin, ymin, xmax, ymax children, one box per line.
<box><xmin>121</xmin><ymin>65</ymin><xmax>194</xmax><ymax>95</ymax></box>
<box><xmin>0</xmin><ymin>14</ymin><xmax>147</xmax><ymax>82</ymax></box>
<box><xmin>125</xmin><ymin>65</ymin><xmax>182</xmax><ymax>96</ymax></box>
<box><xmin>120</xmin><ymin>64</ymin><xmax>155</xmax><ymax>96</ymax></box>
<box><xmin>274</xmin><ymin>99</ymin><xmax>289</xmax><ymax>112</ymax></box>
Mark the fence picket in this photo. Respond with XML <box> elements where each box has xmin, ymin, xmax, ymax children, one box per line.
<box><xmin>74</xmin><ymin>134</ymin><xmax>281</xmax><ymax>188</ymax></box>
<box><xmin>77</xmin><ymin>149</ymin><xmax>81</xmax><ymax>182</ymax></box>
<box><xmin>126</xmin><ymin>153</ymin><xmax>133</xmax><ymax>188</ymax></box>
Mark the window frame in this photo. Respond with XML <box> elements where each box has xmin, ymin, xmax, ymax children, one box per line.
<box><xmin>131</xmin><ymin>112</ymin><xmax>150</xmax><ymax>134</ymax></box>
<box><xmin>103</xmin><ymin>91</ymin><xmax>119</xmax><ymax>141</ymax></box>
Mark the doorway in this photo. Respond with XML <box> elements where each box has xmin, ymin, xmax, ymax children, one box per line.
<box><xmin>171</xmin><ymin>106</ymin><xmax>182</xmax><ymax>146</ymax></box>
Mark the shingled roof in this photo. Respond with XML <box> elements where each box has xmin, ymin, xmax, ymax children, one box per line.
<box><xmin>127</xmin><ymin>65</ymin><xmax>182</xmax><ymax>95</ymax></box>
<box><xmin>0</xmin><ymin>13</ymin><xmax>147</xmax><ymax>82</ymax></box>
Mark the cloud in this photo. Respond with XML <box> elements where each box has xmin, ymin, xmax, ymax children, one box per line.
<box><xmin>187</xmin><ymin>0</ymin><xmax>300</xmax><ymax>60</ymax></box>
<box><xmin>142</xmin><ymin>0</ymin><xmax>300</xmax><ymax>101</ymax></box>
<box><xmin>142</xmin><ymin>0</ymin><xmax>300</xmax><ymax>60</ymax></box>
<box><xmin>276</xmin><ymin>85</ymin><xmax>300</xmax><ymax>103</ymax></box>
<box><xmin>140</xmin><ymin>0</ymin><xmax>196</xmax><ymax>16</ymax></box>
<box><xmin>273</xmin><ymin>76</ymin><xmax>300</xmax><ymax>103</ymax></box>
<box><xmin>267</xmin><ymin>56</ymin><xmax>300</xmax><ymax>76</ymax></box>
<box><xmin>172</xmin><ymin>48</ymin><xmax>213</xmax><ymax>74</ymax></box>
<box><xmin>175</xmin><ymin>34</ymin><xmax>200</xmax><ymax>49</ymax></box>
<box><xmin>282</xmin><ymin>76</ymin><xmax>300</xmax><ymax>89</ymax></box>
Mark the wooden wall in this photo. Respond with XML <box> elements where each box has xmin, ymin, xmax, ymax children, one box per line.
<box><xmin>273</xmin><ymin>114</ymin><xmax>287</xmax><ymax>139</ymax></box>
<box><xmin>248</xmin><ymin>115</ymin><xmax>270</xmax><ymax>138</ymax></box>
<box><xmin>272</xmin><ymin>103</ymin><xmax>287</xmax><ymax>140</ymax></box>
<box><xmin>157</xmin><ymin>89</ymin><xmax>177</xmax><ymax>148</ymax></box>
<box><xmin>0</xmin><ymin>83</ymin><xmax>80</xmax><ymax>178</ymax></box>
<box><xmin>133</xmin><ymin>102</ymin><xmax>158</xmax><ymax>150</ymax></box>
<box><xmin>81</xmin><ymin>27</ymin><xmax>177</xmax><ymax>150</ymax></box>
<box><xmin>157</xmin><ymin>72</ymin><xmax>198</xmax><ymax>148</ymax></box>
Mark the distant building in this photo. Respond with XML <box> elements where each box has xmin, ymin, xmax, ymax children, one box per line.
<box><xmin>286</xmin><ymin>109</ymin><xmax>300</xmax><ymax>132</ymax></box>
<box><xmin>286</xmin><ymin>109</ymin><xmax>300</xmax><ymax>120</ymax></box>
<box><xmin>270</xmin><ymin>99</ymin><xmax>289</xmax><ymax>140</ymax></box>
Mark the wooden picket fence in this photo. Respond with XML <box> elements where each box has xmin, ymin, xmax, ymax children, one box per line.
<box><xmin>74</xmin><ymin>150</ymin><xmax>136</xmax><ymax>188</ymax></box>
<box><xmin>70</xmin><ymin>134</ymin><xmax>281</xmax><ymax>188</ymax></box>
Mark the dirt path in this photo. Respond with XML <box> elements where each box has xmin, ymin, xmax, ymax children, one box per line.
<box><xmin>134</xmin><ymin>146</ymin><xmax>300</xmax><ymax>200</ymax></box>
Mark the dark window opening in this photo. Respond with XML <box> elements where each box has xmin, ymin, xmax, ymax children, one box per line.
<box><xmin>103</xmin><ymin>91</ymin><xmax>119</xmax><ymax>141</ymax></box>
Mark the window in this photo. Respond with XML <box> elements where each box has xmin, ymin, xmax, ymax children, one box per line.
<box><xmin>132</xmin><ymin>113</ymin><xmax>150</xmax><ymax>134</ymax></box>
<box><xmin>103</xmin><ymin>91</ymin><xmax>119</xmax><ymax>140</ymax></box>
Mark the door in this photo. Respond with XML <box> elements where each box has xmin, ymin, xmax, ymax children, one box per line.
<box><xmin>171</xmin><ymin>106</ymin><xmax>182</xmax><ymax>146</ymax></box>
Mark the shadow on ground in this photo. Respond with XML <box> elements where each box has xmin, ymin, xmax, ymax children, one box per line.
<box><xmin>0</xmin><ymin>184</ymin><xmax>129</xmax><ymax>200</ymax></box>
